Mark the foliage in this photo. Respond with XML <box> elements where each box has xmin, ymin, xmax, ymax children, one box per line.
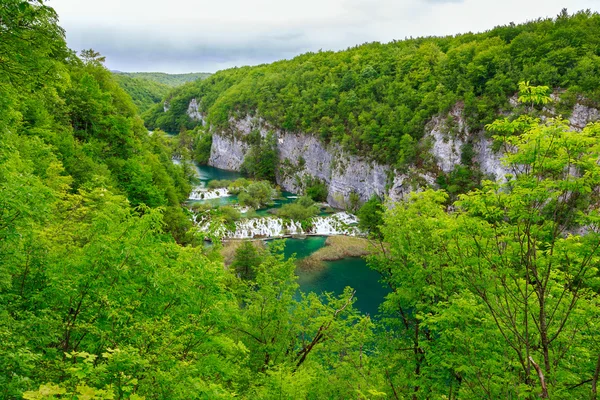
<box><xmin>304</xmin><ymin>177</ymin><xmax>328</xmax><ymax>202</ymax></box>
<box><xmin>208</xmin><ymin>179</ymin><xmax>233</xmax><ymax>189</ymax></box>
<box><xmin>145</xmin><ymin>10</ymin><xmax>600</xmax><ymax>168</ymax></box>
<box><xmin>237</xmin><ymin>181</ymin><xmax>278</xmax><ymax>209</ymax></box>
<box><xmin>240</xmin><ymin>132</ymin><xmax>278</xmax><ymax>181</ymax></box>
<box><xmin>115</xmin><ymin>72</ymin><xmax>212</xmax><ymax>87</ymax></box>
<box><xmin>193</xmin><ymin>129</ymin><xmax>213</xmax><ymax>164</ymax></box>
<box><xmin>370</xmin><ymin>117</ymin><xmax>600</xmax><ymax>398</ymax></box>
<box><xmin>518</xmin><ymin>80</ymin><xmax>552</xmax><ymax>107</ymax></box>
<box><xmin>113</xmin><ymin>73</ymin><xmax>170</xmax><ymax>113</ymax></box>
<box><xmin>435</xmin><ymin>164</ymin><xmax>483</xmax><ymax>201</ymax></box>
<box><xmin>219</xmin><ymin>205</ymin><xmax>241</xmax><ymax>224</ymax></box>
<box><xmin>357</xmin><ymin>195</ymin><xmax>384</xmax><ymax>239</ymax></box>
<box><xmin>4</xmin><ymin>2</ymin><xmax>600</xmax><ymax>399</ymax></box>
<box><xmin>275</xmin><ymin>196</ymin><xmax>319</xmax><ymax>221</ymax></box>
<box><xmin>231</xmin><ymin>241</ymin><xmax>264</xmax><ymax>280</ymax></box>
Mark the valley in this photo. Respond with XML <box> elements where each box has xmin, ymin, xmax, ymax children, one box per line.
<box><xmin>3</xmin><ymin>2</ymin><xmax>600</xmax><ymax>398</ymax></box>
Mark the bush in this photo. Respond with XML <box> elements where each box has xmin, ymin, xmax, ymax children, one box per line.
<box><xmin>238</xmin><ymin>181</ymin><xmax>277</xmax><ymax>209</ymax></box>
<box><xmin>275</xmin><ymin>196</ymin><xmax>319</xmax><ymax>221</ymax></box>
<box><xmin>240</xmin><ymin>132</ymin><xmax>278</xmax><ymax>181</ymax></box>
<box><xmin>357</xmin><ymin>195</ymin><xmax>384</xmax><ymax>239</ymax></box>
<box><xmin>208</xmin><ymin>179</ymin><xmax>232</xmax><ymax>189</ymax></box>
<box><xmin>219</xmin><ymin>205</ymin><xmax>241</xmax><ymax>224</ymax></box>
<box><xmin>228</xmin><ymin>178</ymin><xmax>251</xmax><ymax>194</ymax></box>
<box><xmin>304</xmin><ymin>177</ymin><xmax>328</xmax><ymax>202</ymax></box>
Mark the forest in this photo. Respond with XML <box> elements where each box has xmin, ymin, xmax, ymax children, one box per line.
<box><xmin>145</xmin><ymin>9</ymin><xmax>600</xmax><ymax>170</ymax></box>
<box><xmin>2</xmin><ymin>1</ymin><xmax>600</xmax><ymax>399</ymax></box>
<box><xmin>114</xmin><ymin>72</ymin><xmax>212</xmax><ymax>87</ymax></box>
<box><xmin>112</xmin><ymin>74</ymin><xmax>170</xmax><ymax>114</ymax></box>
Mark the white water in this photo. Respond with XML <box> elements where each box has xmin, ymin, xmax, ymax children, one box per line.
<box><xmin>189</xmin><ymin>187</ymin><xmax>231</xmax><ymax>200</ymax></box>
<box><xmin>307</xmin><ymin>212</ymin><xmax>359</xmax><ymax>235</ymax></box>
<box><xmin>196</xmin><ymin>212</ymin><xmax>360</xmax><ymax>239</ymax></box>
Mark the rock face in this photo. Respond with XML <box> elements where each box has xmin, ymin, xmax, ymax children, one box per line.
<box><xmin>426</xmin><ymin>105</ymin><xmax>466</xmax><ymax>173</ymax></box>
<box><xmin>206</xmin><ymin>115</ymin><xmax>431</xmax><ymax>208</ymax></box>
<box><xmin>570</xmin><ymin>103</ymin><xmax>600</xmax><ymax>129</ymax></box>
<box><xmin>187</xmin><ymin>98</ymin><xmax>204</xmax><ymax>123</ymax></box>
<box><xmin>208</xmin><ymin>132</ymin><xmax>249</xmax><ymax>171</ymax></box>
<box><xmin>199</xmin><ymin>98</ymin><xmax>599</xmax><ymax>208</ymax></box>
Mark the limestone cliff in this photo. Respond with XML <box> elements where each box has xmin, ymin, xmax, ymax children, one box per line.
<box><xmin>207</xmin><ymin>115</ymin><xmax>433</xmax><ymax>208</ymax></box>
<box><xmin>197</xmin><ymin>99</ymin><xmax>599</xmax><ymax>208</ymax></box>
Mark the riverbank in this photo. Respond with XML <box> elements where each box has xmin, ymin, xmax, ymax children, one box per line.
<box><xmin>297</xmin><ymin>236</ymin><xmax>379</xmax><ymax>271</ymax></box>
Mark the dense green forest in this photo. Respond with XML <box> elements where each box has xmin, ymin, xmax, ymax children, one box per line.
<box><xmin>112</xmin><ymin>74</ymin><xmax>171</xmax><ymax>113</ymax></box>
<box><xmin>113</xmin><ymin>72</ymin><xmax>212</xmax><ymax>114</ymax></box>
<box><xmin>145</xmin><ymin>9</ymin><xmax>600</xmax><ymax>169</ymax></box>
<box><xmin>2</xmin><ymin>1</ymin><xmax>600</xmax><ymax>399</ymax></box>
<box><xmin>114</xmin><ymin>72</ymin><xmax>212</xmax><ymax>87</ymax></box>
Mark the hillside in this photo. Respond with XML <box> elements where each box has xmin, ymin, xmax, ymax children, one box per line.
<box><xmin>4</xmin><ymin>1</ymin><xmax>600</xmax><ymax>399</ymax></box>
<box><xmin>115</xmin><ymin>71</ymin><xmax>212</xmax><ymax>86</ymax></box>
<box><xmin>113</xmin><ymin>73</ymin><xmax>171</xmax><ymax>113</ymax></box>
<box><xmin>145</xmin><ymin>10</ymin><xmax>600</xmax><ymax>167</ymax></box>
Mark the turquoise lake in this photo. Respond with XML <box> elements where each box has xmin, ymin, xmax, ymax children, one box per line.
<box><xmin>194</xmin><ymin>164</ymin><xmax>389</xmax><ymax>316</ymax></box>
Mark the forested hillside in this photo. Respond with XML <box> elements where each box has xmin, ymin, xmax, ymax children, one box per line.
<box><xmin>3</xmin><ymin>1</ymin><xmax>600</xmax><ymax>399</ymax></box>
<box><xmin>145</xmin><ymin>9</ymin><xmax>600</xmax><ymax>168</ymax></box>
<box><xmin>112</xmin><ymin>74</ymin><xmax>171</xmax><ymax>113</ymax></box>
<box><xmin>115</xmin><ymin>71</ymin><xmax>211</xmax><ymax>87</ymax></box>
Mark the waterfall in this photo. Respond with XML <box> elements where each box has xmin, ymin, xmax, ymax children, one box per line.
<box><xmin>195</xmin><ymin>212</ymin><xmax>360</xmax><ymax>240</ymax></box>
<box><xmin>230</xmin><ymin>218</ymin><xmax>304</xmax><ymax>239</ymax></box>
<box><xmin>308</xmin><ymin>212</ymin><xmax>359</xmax><ymax>235</ymax></box>
<box><xmin>189</xmin><ymin>188</ymin><xmax>231</xmax><ymax>200</ymax></box>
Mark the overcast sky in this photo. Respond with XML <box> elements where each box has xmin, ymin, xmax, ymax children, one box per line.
<box><xmin>48</xmin><ymin>0</ymin><xmax>597</xmax><ymax>74</ymax></box>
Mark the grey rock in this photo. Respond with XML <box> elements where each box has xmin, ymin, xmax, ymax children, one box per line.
<box><xmin>187</xmin><ymin>98</ymin><xmax>204</xmax><ymax>123</ymax></box>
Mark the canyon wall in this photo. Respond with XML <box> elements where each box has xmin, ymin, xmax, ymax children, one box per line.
<box><xmin>194</xmin><ymin>98</ymin><xmax>600</xmax><ymax>208</ymax></box>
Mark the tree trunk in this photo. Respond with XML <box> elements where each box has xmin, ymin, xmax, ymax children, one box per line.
<box><xmin>529</xmin><ymin>356</ymin><xmax>549</xmax><ymax>398</ymax></box>
<box><xmin>592</xmin><ymin>353</ymin><xmax>600</xmax><ymax>400</ymax></box>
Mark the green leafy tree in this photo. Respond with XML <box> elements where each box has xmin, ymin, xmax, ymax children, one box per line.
<box><xmin>357</xmin><ymin>195</ymin><xmax>384</xmax><ymax>240</ymax></box>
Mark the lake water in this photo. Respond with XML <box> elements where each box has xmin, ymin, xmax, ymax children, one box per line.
<box><xmin>194</xmin><ymin>164</ymin><xmax>389</xmax><ymax>316</ymax></box>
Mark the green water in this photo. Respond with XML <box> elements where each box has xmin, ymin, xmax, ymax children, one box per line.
<box><xmin>193</xmin><ymin>164</ymin><xmax>298</xmax><ymax>211</ymax></box>
<box><xmin>195</xmin><ymin>164</ymin><xmax>388</xmax><ymax>315</ymax></box>
<box><xmin>195</xmin><ymin>164</ymin><xmax>243</xmax><ymax>184</ymax></box>
<box><xmin>273</xmin><ymin>237</ymin><xmax>388</xmax><ymax>316</ymax></box>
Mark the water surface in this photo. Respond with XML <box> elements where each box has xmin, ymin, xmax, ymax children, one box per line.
<box><xmin>196</xmin><ymin>164</ymin><xmax>389</xmax><ymax>316</ymax></box>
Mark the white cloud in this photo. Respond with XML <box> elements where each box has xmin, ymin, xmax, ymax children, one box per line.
<box><xmin>47</xmin><ymin>0</ymin><xmax>596</xmax><ymax>73</ymax></box>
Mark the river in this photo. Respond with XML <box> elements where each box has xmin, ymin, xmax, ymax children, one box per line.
<box><xmin>193</xmin><ymin>164</ymin><xmax>389</xmax><ymax>316</ymax></box>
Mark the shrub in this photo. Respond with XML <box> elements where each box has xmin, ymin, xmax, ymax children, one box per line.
<box><xmin>275</xmin><ymin>196</ymin><xmax>319</xmax><ymax>221</ymax></box>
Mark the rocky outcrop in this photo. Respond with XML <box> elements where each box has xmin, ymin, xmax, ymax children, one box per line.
<box><xmin>425</xmin><ymin>100</ymin><xmax>600</xmax><ymax>180</ymax></box>
<box><xmin>206</xmin><ymin>115</ymin><xmax>432</xmax><ymax>208</ymax></box>
<box><xmin>208</xmin><ymin>132</ymin><xmax>249</xmax><ymax>171</ymax></box>
<box><xmin>425</xmin><ymin>105</ymin><xmax>466</xmax><ymax>173</ymax></box>
<box><xmin>199</xmin><ymin>97</ymin><xmax>599</xmax><ymax>208</ymax></box>
<box><xmin>187</xmin><ymin>98</ymin><xmax>204</xmax><ymax>123</ymax></box>
<box><xmin>570</xmin><ymin>103</ymin><xmax>600</xmax><ymax>129</ymax></box>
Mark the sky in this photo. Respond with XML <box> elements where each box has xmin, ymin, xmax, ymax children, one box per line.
<box><xmin>48</xmin><ymin>0</ymin><xmax>598</xmax><ymax>74</ymax></box>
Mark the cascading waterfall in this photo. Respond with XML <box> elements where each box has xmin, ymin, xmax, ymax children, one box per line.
<box><xmin>231</xmin><ymin>218</ymin><xmax>304</xmax><ymax>239</ymax></box>
<box><xmin>196</xmin><ymin>212</ymin><xmax>360</xmax><ymax>239</ymax></box>
<box><xmin>189</xmin><ymin>187</ymin><xmax>231</xmax><ymax>200</ymax></box>
<box><xmin>307</xmin><ymin>212</ymin><xmax>358</xmax><ymax>235</ymax></box>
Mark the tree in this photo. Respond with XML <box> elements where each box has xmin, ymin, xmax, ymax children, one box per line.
<box><xmin>357</xmin><ymin>196</ymin><xmax>384</xmax><ymax>240</ymax></box>
<box><xmin>241</xmin><ymin>132</ymin><xmax>278</xmax><ymax>182</ymax></box>
<box><xmin>371</xmin><ymin>118</ymin><xmax>600</xmax><ymax>398</ymax></box>
<box><xmin>231</xmin><ymin>241</ymin><xmax>263</xmax><ymax>280</ymax></box>
<box><xmin>453</xmin><ymin>118</ymin><xmax>600</xmax><ymax>398</ymax></box>
<box><xmin>518</xmin><ymin>80</ymin><xmax>552</xmax><ymax>110</ymax></box>
<box><xmin>80</xmin><ymin>49</ymin><xmax>106</xmax><ymax>66</ymax></box>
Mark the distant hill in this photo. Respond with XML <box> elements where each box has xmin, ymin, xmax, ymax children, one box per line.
<box><xmin>112</xmin><ymin>74</ymin><xmax>171</xmax><ymax>113</ymax></box>
<box><xmin>115</xmin><ymin>72</ymin><xmax>212</xmax><ymax>87</ymax></box>
<box><xmin>113</xmin><ymin>72</ymin><xmax>212</xmax><ymax>113</ymax></box>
